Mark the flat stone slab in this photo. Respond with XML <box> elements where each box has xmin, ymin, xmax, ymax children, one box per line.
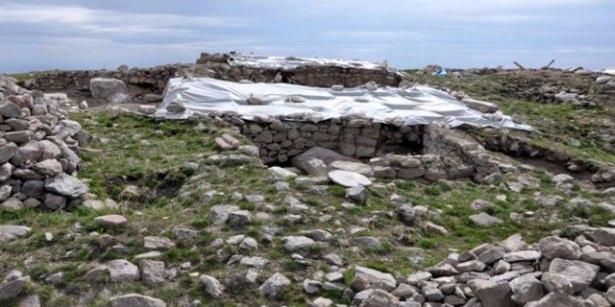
<box><xmin>329</xmin><ymin>160</ymin><xmax>373</xmax><ymax>176</ymax></box>
<box><xmin>328</xmin><ymin>170</ymin><xmax>372</xmax><ymax>187</ymax></box>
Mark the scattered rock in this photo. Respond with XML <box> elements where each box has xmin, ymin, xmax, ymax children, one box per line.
<box><xmin>0</xmin><ymin>225</ymin><xmax>32</xmax><ymax>242</ymax></box>
<box><xmin>109</xmin><ymin>293</ymin><xmax>166</xmax><ymax>307</ymax></box>
<box><xmin>259</xmin><ymin>272</ymin><xmax>291</xmax><ymax>298</ymax></box>
<box><xmin>469</xmin><ymin>212</ymin><xmax>502</xmax><ymax>226</ymax></box>
<box><xmin>95</xmin><ymin>214</ymin><xmax>127</xmax><ymax>227</ymax></box>
<box><xmin>200</xmin><ymin>274</ymin><xmax>224</xmax><ymax>298</ymax></box>
<box><xmin>107</xmin><ymin>259</ymin><xmax>140</xmax><ymax>282</ymax></box>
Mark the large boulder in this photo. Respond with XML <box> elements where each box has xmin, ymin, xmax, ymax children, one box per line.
<box><xmin>90</xmin><ymin>78</ymin><xmax>131</xmax><ymax>104</ymax></box>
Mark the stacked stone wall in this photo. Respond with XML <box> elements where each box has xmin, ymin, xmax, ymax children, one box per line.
<box><xmin>238</xmin><ymin>118</ymin><xmax>423</xmax><ymax>164</ymax></box>
<box><xmin>196</xmin><ymin>53</ymin><xmax>402</xmax><ymax>88</ymax></box>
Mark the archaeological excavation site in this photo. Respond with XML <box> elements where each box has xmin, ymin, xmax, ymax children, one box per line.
<box><xmin>1</xmin><ymin>52</ymin><xmax>615</xmax><ymax>307</ymax></box>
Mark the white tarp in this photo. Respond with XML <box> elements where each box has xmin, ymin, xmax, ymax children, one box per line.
<box><xmin>156</xmin><ymin>77</ymin><xmax>532</xmax><ymax>131</ymax></box>
<box><xmin>228</xmin><ymin>53</ymin><xmax>397</xmax><ymax>72</ymax></box>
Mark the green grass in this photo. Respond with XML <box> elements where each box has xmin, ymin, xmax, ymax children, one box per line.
<box><xmin>404</xmin><ymin>71</ymin><xmax>615</xmax><ymax>165</ymax></box>
<box><xmin>1</xmin><ymin>109</ymin><xmax>614</xmax><ymax>305</ymax></box>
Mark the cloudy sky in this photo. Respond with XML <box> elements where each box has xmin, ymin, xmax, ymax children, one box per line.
<box><xmin>1</xmin><ymin>0</ymin><xmax>614</xmax><ymax>72</ymax></box>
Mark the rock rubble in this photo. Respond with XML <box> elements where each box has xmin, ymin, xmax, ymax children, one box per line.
<box><xmin>0</xmin><ymin>75</ymin><xmax>90</xmax><ymax>211</ymax></box>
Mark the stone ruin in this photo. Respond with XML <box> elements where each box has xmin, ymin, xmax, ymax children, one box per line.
<box><xmin>195</xmin><ymin>52</ymin><xmax>403</xmax><ymax>88</ymax></box>
<box><xmin>0</xmin><ymin>75</ymin><xmax>93</xmax><ymax>211</ymax></box>
<box><xmin>196</xmin><ymin>112</ymin><xmax>513</xmax><ymax>184</ymax></box>
<box><xmin>22</xmin><ymin>52</ymin><xmax>402</xmax><ymax>98</ymax></box>
<box><xmin>349</xmin><ymin>227</ymin><xmax>615</xmax><ymax>307</ymax></box>
<box><xmin>15</xmin><ymin>51</ymin><xmax>615</xmax><ymax>188</ymax></box>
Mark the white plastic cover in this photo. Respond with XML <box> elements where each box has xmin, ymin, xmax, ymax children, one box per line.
<box><xmin>156</xmin><ymin>77</ymin><xmax>532</xmax><ymax>131</ymax></box>
<box><xmin>228</xmin><ymin>53</ymin><xmax>396</xmax><ymax>72</ymax></box>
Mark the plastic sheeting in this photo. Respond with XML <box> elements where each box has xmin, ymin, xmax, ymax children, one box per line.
<box><xmin>228</xmin><ymin>53</ymin><xmax>397</xmax><ymax>72</ymax></box>
<box><xmin>156</xmin><ymin>77</ymin><xmax>532</xmax><ymax>131</ymax></box>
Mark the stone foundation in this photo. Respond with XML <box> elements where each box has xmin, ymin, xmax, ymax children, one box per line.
<box><xmin>23</xmin><ymin>64</ymin><xmax>188</xmax><ymax>96</ymax></box>
<box><xmin>196</xmin><ymin>53</ymin><xmax>402</xmax><ymax>88</ymax></box>
<box><xmin>24</xmin><ymin>52</ymin><xmax>403</xmax><ymax>98</ymax></box>
<box><xmin>237</xmin><ymin>117</ymin><xmax>423</xmax><ymax>164</ymax></box>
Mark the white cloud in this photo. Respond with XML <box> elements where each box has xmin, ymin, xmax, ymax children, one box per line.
<box><xmin>325</xmin><ymin>30</ymin><xmax>425</xmax><ymax>40</ymax></box>
<box><xmin>0</xmin><ymin>3</ymin><xmax>249</xmax><ymax>36</ymax></box>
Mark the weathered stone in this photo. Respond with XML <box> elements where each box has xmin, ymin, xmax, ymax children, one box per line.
<box><xmin>200</xmin><ymin>274</ymin><xmax>224</xmax><ymax>298</ymax></box>
<box><xmin>0</xmin><ymin>102</ymin><xmax>22</xmax><ymax>118</ymax></box>
<box><xmin>1</xmin><ymin>197</ymin><xmax>24</xmax><ymax>210</ymax></box>
<box><xmin>0</xmin><ymin>143</ymin><xmax>18</xmax><ymax>164</ymax></box>
<box><xmin>525</xmin><ymin>292</ymin><xmax>585</xmax><ymax>307</ymax></box>
<box><xmin>107</xmin><ymin>259</ymin><xmax>139</xmax><ymax>282</ymax></box>
<box><xmin>422</xmin><ymin>286</ymin><xmax>444</xmax><ymax>302</ymax></box>
<box><xmin>351</xmin><ymin>266</ymin><xmax>397</xmax><ymax>292</ymax></box>
<box><xmin>469</xmin><ymin>212</ymin><xmax>502</xmax><ymax>226</ymax></box>
<box><xmin>44</xmin><ymin>174</ymin><xmax>88</xmax><ymax>198</ymax></box>
<box><xmin>538</xmin><ymin>236</ymin><xmax>582</xmax><ymax>260</ymax></box>
<box><xmin>503</xmin><ymin>250</ymin><xmax>541</xmax><ymax>262</ymax></box>
<box><xmin>0</xmin><ymin>271</ymin><xmax>29</xmax><ymax>301</ymax></box>
<box><xmin>328</xmin><ymin>170</ymin><xmax>372</xmax><ymax>187</ymax></box>
<box><xmin>510</xmin><ymin>274</ymin><xmax>544</xmax><ymax>304</ymax></box>
<box><xmin>0</xmin><ymin>225</ymin><xmax>31</xmax><ymax>242</ymax></box>
<box><xmin>95</xmin><ymin>214</ymin><xmax>127</xmax><ymax>227</ymax></box>
<box><xmin>548</xmin><ymin>258</ymin><xmax>599</xmax><ymax>293</ymax></box>
<box><xmin>283</xmin><ymin>236</ymin><xmax>318</xmax><ymax>254</ymax></box>
<box><xmin>259</xmin><ymin>272</ymin><xmax>291</xmax><ymax>298</ymax></box>
<box><xmin>42</xmin><ymin>193</ymin><xmax>65</xmax><ymax>210</ymax></box>
<box><xmin>269</xmin><ymin>166</ymin><xmax>297</xmax><ymax>180</ymax></box>
<box><xmin>227</xmin><ymin>210</ymin><xmax>252</xmax><ymax>228</ymax></box>
<box><xmin>542</xmin><ymin>272</ymin><xmax>574</xmax><ymax>294</ymax></box>
<box><xmin>329</xmin><ymin>160</ymin><xmax>373</xmax><ymax>176</ymax></box>
<box><xmin>109</xmin><ymin>294</ymin><xmax>166</xmax><ymax>307</ymax></box>
<box><xmin>140</xmin><ymin>260</ymin><xmax>166</xmax><ymax>286</ymax></box>
<box><xmin>90</xmin><ymin>78</ymin><xmax>131</xmax><ymax>104</ymax></box>
<box><xmin>345</xmin><ymin>186</ymin><xmax>367</xmax><ymax>204</ymax></box>
<box><xmin>144</xmin><ymin>236</ymin><xmax>175</xmax><ymax>250</ymax></box>
<box><xmin>356</xmin><ymin>288</ymin><xmax>400</xmax><ymax>306</ymax></box>
<box><xmin>209</xmin><ymin>205</ymin><xmax>239</xmax><ymax>224</ymax></box>
<box><xmin>588</xmin><ymin>227</ymin><xmax>615</xmax><ymax>246</ymax></box>
<box><xmin>33</xmin><ymin>159</ymin><xmax>63</xmax><ymax>177</ymax></box>
<box><xmin>470</xmin><ymin>279</ymin><xmax>515</xmax><ymax>307</ymax></box>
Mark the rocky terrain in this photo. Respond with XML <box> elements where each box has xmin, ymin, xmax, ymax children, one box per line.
<box><xmin>1</xmin><ymin>61</ymin><xmax>615</xmax><ymax>307</ymax></box>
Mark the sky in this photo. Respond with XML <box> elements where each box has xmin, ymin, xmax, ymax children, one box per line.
<box><xmin>0</xmin><ymin>0</ymin><xmax>614</xmax><ymax>73</ymax></box>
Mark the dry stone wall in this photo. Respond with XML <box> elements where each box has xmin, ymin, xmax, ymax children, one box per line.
<box><xmin>196</xmin><ymin>53</ymin><xmax>402</xmax><ymax>88</ymax></box>
<box><xmin>24</xmin><ymin>52</ymin><xmax>403</xmax><ymax>99</ymax></box>
<box><xmin>0</xmin><ymin>76</ymin><xmax>90</xmax><ymax>211</ymax></box>
<box><xmin>238</xmin><ymin>117</ymin><xmax>423</xmax><ymax>164</ymax></box>
<box><xmin>23</xmin><ymin>64</ymin><xmax>188</xmax><ymax>95</ymax></box>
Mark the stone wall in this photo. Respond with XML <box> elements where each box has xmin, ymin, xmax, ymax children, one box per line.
<box><xmin>23</xmin><ymin>64</ymin><xmax>189</xmax><ymax>95</ymax></box>
<box><xmin>1</xmin><ymin>76</ymin><xmax>91</xmax><ymax>211</ymax></box>
<box><xmin>238</xmin><ymin>117</ymin><xmax>423</xmax><ymax>164</ymax></box>
<box><xmin>196</xmin><ymin>53</ymin><xmax>402</xmax><ymax>88</ymax></box>
<box><xmin>24</xmin><ymin>53</ymin><xmax>403</xmax><ymax>97</ymax></box>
